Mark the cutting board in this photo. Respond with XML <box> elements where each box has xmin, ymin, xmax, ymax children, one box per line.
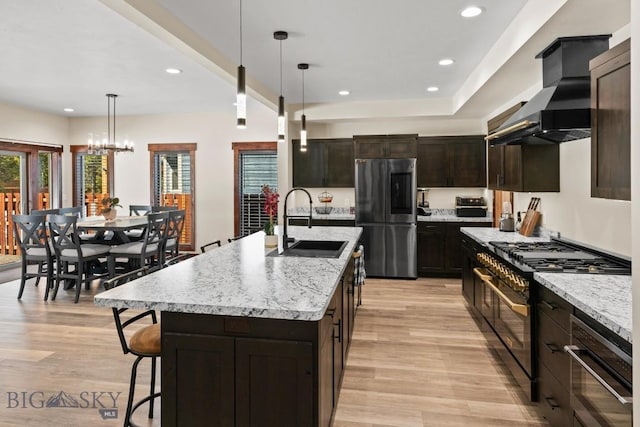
<box><xmin>519</xmin><ymin>197</ymin><xmax>541</xmax><ymax>237</ymax></box>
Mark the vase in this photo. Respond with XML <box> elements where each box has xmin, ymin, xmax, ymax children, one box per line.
<box><xmin>103</xmin><ymin>209</ymin><xmax>117</xmax><ymax>221</ymax></box>
<box><xmin>264</xmin><ymin>234</ymin><xmax>278</xmax><ymax>248</ymax></box>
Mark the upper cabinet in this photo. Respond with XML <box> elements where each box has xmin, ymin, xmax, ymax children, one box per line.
<box><xmin>590</xmin><ymin>38</ymin><xmax>630</xmax><ymax>201</ymax></box>
<box><xmin>292</xmin><ymin>138</ymin><xmax>354</xmax><ymax>188</ymax></box>
<box><xmin>417</xmin><ymin>136</ymin><xmax>486</xmax><ymax>188</ymax></box>
<box><xmin>486</xmin><ymin>103</ymin><xmax>560</xmax><ymax>192</ymax></box>
<box><xmin>353</xmin><ymin>134</ymin><xmax>417</xmax><ymax>159</ymax></box>
<box><xmin>487</xmin><ymin>144</ymin><xmax>559</xmax><ymax>192</ymax></box>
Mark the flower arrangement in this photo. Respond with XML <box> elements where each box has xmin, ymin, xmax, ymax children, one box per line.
<box><xmin>100</xmin><ymin>197</ymin><xmax>122</xmax><ymax>214</ymax></box>
<box><xmin>262</xmin><ymin>185</ymin><xmax>279</xmax><ymax>236</ymax></box>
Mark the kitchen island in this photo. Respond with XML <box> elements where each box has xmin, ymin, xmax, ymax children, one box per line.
<box><xmin>95</xmin><ymin>225</ymin><xmax>363</xmax><ymax>427</ymax></box>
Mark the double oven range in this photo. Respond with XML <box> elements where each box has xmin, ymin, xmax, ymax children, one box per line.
<box><xmin>463</xmin><ymin>236</ymin><xmax>631</xmax><ymax>415</ymax></box>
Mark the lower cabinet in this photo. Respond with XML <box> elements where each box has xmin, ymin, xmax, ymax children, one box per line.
<box><xmin>536</xmin><ymin>285</ymin><xmax>573</xmax><ymax>427</ymax></box>
<box><xmin>418</xmin><ymin>221</ymin><xmax>491</xmax><ymax>277</ymax></box>
<box><xmin>162</xmin><ymin>262</ymin><xmax>356</xmax><ymax>427</ymax></box>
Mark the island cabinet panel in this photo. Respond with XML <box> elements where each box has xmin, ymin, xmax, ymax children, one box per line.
<box><xmin>161</xmin><ymin>278</ymin><xmax>353</xmax><ymax>426</ymax></box>
<box><xmin>235</xmin><ymin>338</ymin><xmax>314</xmax><ymax>427</ymax></box>
<box><xmin>590</xmin><ymin>38</ymin><xmax>631</xmax><ymax>200</ymax></box>
<box><xmin>417</xmin><ymin>136</ymin><xmax>486</xmax><ymax>188</ymax></box>
<box><xmin>162</xmin><ymin>333</ymin><xmax>235</xmax><ymax>427</ymax></box>
<box><xmin>353</xmin><ymin>134</ymin><xmax>417</xmax><ymax>159</ymax></box>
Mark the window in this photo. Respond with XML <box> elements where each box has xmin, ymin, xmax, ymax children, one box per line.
<box><xmin>232</xmin><ymin>142</ymin><xmax>277</xmax><ymax>236</ymax></box>
<box><xmin>70</xmin><ymin>146</ymin><xmax>114</xmax><ymax>217</ymax></box>
<box><xmin>149</xmin><ymin>143</ymin><xmax>196</xmax><ymax>251</ymax></box>
<box><xmin>1</xmin><ymin>141</ymin><xmax>62</xmax><ymax>261</ymax></box>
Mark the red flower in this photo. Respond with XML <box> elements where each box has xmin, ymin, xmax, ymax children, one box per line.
<box><xmin>262</xmin><ymin>185</ymin><xmax>279</xmax><ymax>234</ymax></box>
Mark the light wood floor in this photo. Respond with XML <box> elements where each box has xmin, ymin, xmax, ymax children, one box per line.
<box><xmin>0</xmin><ymin>274</ymin><xmax>548</xmax><ymax>427</ymax></box>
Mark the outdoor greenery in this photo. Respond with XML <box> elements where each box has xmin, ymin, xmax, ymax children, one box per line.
<box><xmin>0</xmin><ymin>155</ymin><xmax>20</xmax><ymax>192</ymax></box>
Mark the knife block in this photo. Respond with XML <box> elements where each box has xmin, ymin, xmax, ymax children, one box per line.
<box><xmin>519</xmin><ymin>211</ymin><xmax>541</xmax><ymax>237</ymax></box>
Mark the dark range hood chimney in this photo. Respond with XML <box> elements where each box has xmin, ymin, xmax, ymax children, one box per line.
<box><xmin>486</xmin><ymin>35</ymin><xmax>611</xmax><ymax>145</ymax></box>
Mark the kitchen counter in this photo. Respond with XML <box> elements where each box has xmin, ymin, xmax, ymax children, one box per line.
<box><xmin>94</xmin><ymin>225</ymin><xmax>362</xmax><ymax>321</ymax></box>
<box><xmin>461</xmin><ymin>226</ymin><xmax>550</xmax><ymax>246</ymax></box>
<box><xmin>419</xmin><ymin>208</ymin><xmax>492</xmax><ymax>223</ymax></box>
<box><xmin>535</xmin><ymin>273</ymin><xmax>632</xmax><ymax>343</ymax></box>
<box><xmin>461</xmin><ymin>227</ymin><xmax>631</xmax><ymax>343</ymax></box>
<box><xmin>288</xmin><ymin>206</ymin><xmax>355</xmax><ymax>220</ymax></box>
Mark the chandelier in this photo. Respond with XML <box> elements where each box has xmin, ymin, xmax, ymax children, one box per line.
<box><xmin>87</xmin><ymin>94</ymin><xmax>134</xmax><ymax>155</ymax></box>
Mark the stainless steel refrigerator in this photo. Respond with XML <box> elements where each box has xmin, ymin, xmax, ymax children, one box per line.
<box><xmin>355</xmin><ymin>158</ymin><xmax>417</xmax><ymax>278</ymax></box>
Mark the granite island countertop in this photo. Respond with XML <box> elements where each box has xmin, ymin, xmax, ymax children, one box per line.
<box><xmin>94</xmin><ymin>226</ymin><xmax>362</xmax><ymax>321</ymax></box>
<box><xmin>461</xmin><ymin>227</ymin><xmax>631</xmax><ymax>343</ymax></box>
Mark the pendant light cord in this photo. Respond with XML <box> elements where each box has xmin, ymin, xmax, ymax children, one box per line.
<box><xmin>239</xmin><ymin>0</ymin><xmax>243</xmax><ymax>65</ymax></box>
<box><xmin>279</xmin><ymin>40</ymin><xmax>283</xmax><ymax>96</ymax></box>
<box><xmin>302</xmin><ymin>69</ymin><xmax>305</xmax><ymax>114</ymax></box>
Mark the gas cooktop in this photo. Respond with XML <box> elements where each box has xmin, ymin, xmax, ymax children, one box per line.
<box><xmin>489</xmin><ymin>240</ymin><xmax>631</xmax><ymax>275</ymax></box>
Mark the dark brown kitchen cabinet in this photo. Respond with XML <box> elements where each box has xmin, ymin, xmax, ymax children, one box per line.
<box><xmin>162</xmin><ymin>265</ymin><xmax>356</xmax><ymax>427</ymax></box>
<box><xmin>417</xmin><ymin>223</ymin><xmax>445</xmax><ymax>276</ymax></box>
<box><xmin>235</xmin><ymin>338</ymin><xmax>314</xmax><ymax>426</ymax></box>
<box><xmin>353</xmin><ymin>134</ymin><xmax>417</xmax><ymax>159</ymax></box>
<box><xmin>292</xmin><ymin>138</ymin><xmax>354</xmax><ymax>188</ymax></box>
<box><xmin>536</xmin><ymin>286</ymin><xmax>573</xmax><ymax>427</ymax></box>
<box><xmin>417</xmin><ymin>136</ymin><xmax>486</xmax><ymax>187</ymax></box>
<box><xmin>590</xmin><ymin>38</ymin><xmax>630</xmax><ymax>201</ymax></box>
<box><xmin>487</xmin><ymin>144</ymin><xmax>559</xmax><ymax>192</ymax></box>
<box><xmin>418</xmin><ymin>221</ymin><xmax>491</xmax><ymax>277</ymax></box>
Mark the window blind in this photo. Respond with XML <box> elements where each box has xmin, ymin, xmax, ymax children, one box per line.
<box><xmin>239</xmin><ymin>152</ymin><xmax>277</xmax><ymax>236</ymax></box>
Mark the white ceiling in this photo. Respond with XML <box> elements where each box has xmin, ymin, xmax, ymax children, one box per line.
<box><xmin>0</xmin><ymin>0</ymin><xmax>630</xmax><ymax>121</ymax></box>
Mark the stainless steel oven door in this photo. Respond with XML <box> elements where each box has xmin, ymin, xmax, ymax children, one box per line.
<box><xmin>565</xmin><ymin>317</ymin><xmax>632</xmax><ymax>427</ymax></box>
<box><xmin>474</xmin><ymin>267</ymin><xmax>531</xmax><ymax>375</ymax></box>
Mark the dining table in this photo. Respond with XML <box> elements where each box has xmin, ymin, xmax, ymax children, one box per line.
<box><xmin>77</xmin><ymin>215</ymin><xmax>149</xmax><ymax>244</ymax></box>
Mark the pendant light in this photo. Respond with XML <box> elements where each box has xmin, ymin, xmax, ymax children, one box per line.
<box><xmin>236</xmin><ymin>0</ymin><xmax>246</xmax><ymax>129</ymax></box>
<box><xmin>87</xmin><ymin>94</ymin><xmax>134</xmax><ymax>155</ymax></box>
<box><xmin>274</xmin><ymin>31</ymin><xmax>288</xmax><ymax>142</ymax></box>
<box><xmin>298</xmin><ymin>63</ymin><xmax>309</xmax><ymax>152</ymax></box>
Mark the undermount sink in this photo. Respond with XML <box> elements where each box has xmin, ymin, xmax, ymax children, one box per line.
<box><xmin>271</xmin><ymin>240</ymin><xmax>348</xmax><ymax>258</ymax></box>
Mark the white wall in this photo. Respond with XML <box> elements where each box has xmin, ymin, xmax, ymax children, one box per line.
<box><xmin>67</xmin><ymin>104</ymin><xmax>276</xmax><ymax>248</ymax></box>
<box><xmin>512</xmin><ymin>138</ymin><xmax>631</xmax><ymax>255</ymax></box>
<box><xmin>0</xmin><ymin>101</ymin><xmax>68</xmax><ymax>146</ymax></box>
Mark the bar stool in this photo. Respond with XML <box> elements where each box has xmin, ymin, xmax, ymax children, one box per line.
<box><xmin>103</xmin><ymin>268</ymin><xmax>160</xmax><ymax>427</ymax></box>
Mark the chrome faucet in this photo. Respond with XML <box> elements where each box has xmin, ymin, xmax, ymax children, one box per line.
<box><xmin>282</xmin><ymin>187</ymin><xmax>313</xmax><ymax>250</ymax></box>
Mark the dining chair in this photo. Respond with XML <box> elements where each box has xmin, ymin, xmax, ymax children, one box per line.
<box><xmin>47</xmin><ymin>214</ymin><xmax>111</xmax><ymax>303</ymax></box>
<box><xmin>27</xmin><ymin>209</ymin><xmax>60</xmax><ymax>288</ymax></box>
<box><xmin>129</xmin><ymin>205</ymin><xmax>152</xmax><ymax>216</ymax></box>
<box><xmin>103</xmin><ymin>267</ymin><xmax>160</xmax><ymax>427</ymax></box>
<box><xmin>151</xmin><ymin>205</ymin><xmax>177</xmax><ymax>212</ymax></box>
<box><xmin>126</xmin><ymin>205</ymin><xmax>153</xmax><ymax>241</ymax></box>
<box><xmin>107</xmin><ymin>212</ymin><xmax>170</xmax><ymax>277</ymax></box>
<box><xmin>12</xmin><ymin>214</ymin><xmax>54</xmax><ymax>301</ymax></box>
<box><xmin>58</xmin><ymin>206</ymin><xmax>83</xmax><ymax>218</ymax></box>
<box><xmin>163</xmin><ymin>209</ymin><xmax>186</xmax><ymax>264</ymax></box>
<box><xmin>200</xmin><ymin>240</ymin><xmax>222</xmax><ymax>253</ymax></box>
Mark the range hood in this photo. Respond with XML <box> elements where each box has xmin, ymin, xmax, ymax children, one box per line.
<box><xmin>486</xmin><ymin>35</ymin><xmax>611</xmax><ymax>145</ymax></box>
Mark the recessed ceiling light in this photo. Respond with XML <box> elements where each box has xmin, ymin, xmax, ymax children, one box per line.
<box><xmin>165</xmin><ymin>68</ymin><xmax>182</xmax><ymax>74</ymax></box>
<box><xmin>338</xmin><ymin>90</ymin><xmax>350</xmax><ymax>96</ymax></box>
<box><xmin>438</xmin><ymin>58</ymin><xmax>455</xmax><ymax>66</ymax></box>
<box><xmin>426</xmin><ymin>86</ymin><xmax>439</xmax><ymax>92</ymax></box>
<box><xmin>461</xmin><ymin>6</ymin><xmax>483</xmax><ymax>18</ymax></box>
<box><xmin>63</xmin><ymin>108</ymin><xmax>74</xmax><ymax>112</ymax></box>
